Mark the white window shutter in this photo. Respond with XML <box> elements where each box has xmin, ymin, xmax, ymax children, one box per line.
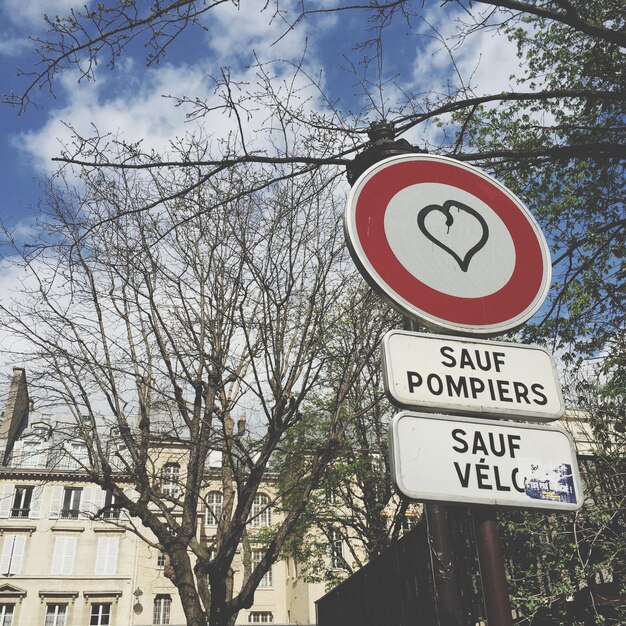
<box><xmin>10</xmin><ymin>535</ymin><xmax>25</xmax><ymax>574</ymax></box>
<box><xmin>0</xmin><ymin>535</ymin><xmax>14</xmax><ymax>574</ymax></box>
<box><xmin>95</xmin><ymin>488</ymin><xmax>107</xmax><ymax>514</ymax></box>
<box><xmin>95</xmin><ymin>537</ymin><xmax>106</xmax><ymax>574</ymax></box>
<box><xmin>51</xmin><ymin>537</ymin><xmax>64</xmax><ymax>574</ymax></box>
<box><xmin>52</xmin><ymin>536</ymin><xmax>76</xmax><ymax>575</ymax></box>
<box><xmin>82</xmin><ymin>486</ymin><xmax>94</xmax><ymax>517</ymax></box>
<box><xmin>63</xmin><ymin>536</ymin><xmax>76</xmax><ymax>574</ymax></box>
<box><xmin>30</xmin><ymin>485</ymin><xmax>44</xmax><ymax>519</ymax></box>
<box><xmin>0</xmin><ymin>484</ymin><xmax>13</xmax><ymax>518</ymax></box>
<box><xmin>49</xmin><ymin>486</ymin><xmax>63</xmax><ymax>518</ymax></box>
<box><xmin>107</xmin><ymin>537</ymin><xmax>119</xmax><ymax>574</ymax></box>
<box><xmin>95</xmin><ymin>536</ymin><xmax>118</xmax><ymax>575</ymax></box>
<box><xmin>0</xmin><ymin>535</ymin><xmax>25</xmax><ymax>575</ymax></box>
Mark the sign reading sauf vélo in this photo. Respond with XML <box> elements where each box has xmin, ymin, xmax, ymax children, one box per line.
<box><xmin>389</xmin><ymin>412</ymin><xmax>583</xmax><ymax>511</ymax></box>
<box><xmin>382</xmin><ymin>331</ymin><xmax>565</xmax><ymax>422</ymax></box>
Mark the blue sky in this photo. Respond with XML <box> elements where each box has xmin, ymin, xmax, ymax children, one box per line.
<box><xmin>0</xmin><ymin>0</ymin><xmax>523</xmax><ymax>240</ymax></box>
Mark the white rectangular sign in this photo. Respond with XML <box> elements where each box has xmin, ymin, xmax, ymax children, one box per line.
<box><xmin>389</xmin><ymin>412</ymin><xmax>583</xmax><ymax>510</ymax></box>
<box><xmin>382</xmin><ymin>330</ymin><xmax>564</xmax><ymax>422</ymax></box>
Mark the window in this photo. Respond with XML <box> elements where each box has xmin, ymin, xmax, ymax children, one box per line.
<box><xmin>401</xmin><ymin>515</ymin><xmax>418</xmax><ymax>532</ymax></box>
<box><xmin>205</xmin><ymin>492</ymin><xmax>222</xmax><ymax>526</ymax></box>
<box><xmin>51</xmin><ymin>536</ymin><xmax>76</xmax><ymax>575</ymax></box>
<box><xmin>249</xmin><ymin>612</ymin><xmax>273</xmax><ymax>623</ymax></box>
<box><xmin>89</xmin><ymin>603</ymin><xmax>111</xmax><ymax>626</ymax></box>
<box><xmin>328</xmin><ymin>528</ymin><xmax>343</xmax><ymax>569</ymax></box>
<box><xmin>61</xmin><ymin>488</ymin><xmax>82</xmax><ymax>519</ymax></box>
<box><xmin>0</xmin><ymin>535</ymin><xmax>25</xmax><ymax>576</ymax></box>
<box><xmin>44</xmin><ymin>604</ymin><xmax>67</xmax><ymax>626</ymax></box>
<box><xmin>11</xmin><ymin>486</ymin><xmax>33</xmax><ymax>518</ymax></box>
<box><xmin>156</xmin><ymin>552</ymin><xmax>166</xmax><ymax>568</ymax></box>
<box><xmin>32</xmin><ymin>425</ymin><xmax>50</xmax><ymax>439</ymax></box>
<box><xmin>0</xmin><ymin>604</ymin><xmax>13</xmax><ymax>626</ymax></box>
<box><xmin>153</xmin><ymin>595</ymin><xmax>171</xmax><ymax>625</ymax></box>
<box><xmin>95</xmin><ymin>537</ymin><xmax>119</xmax><ymax>575</ymax></box>
<box><xmin>110</xmin><ymin>440</ymin><xmax>129</xmax><ymax>472</ymax></box>
<box><xmin>251</xmin><ymin>494</ymin><xmax>271</xmax><ymax>527</ymax></box>
<box><xmin>102</xmin><ymin>491</ymin><xmax>121</xmax><ymax>519</ymax></box>
<box><xmin>252</xmin><ymin>549</ymin><xmax>272</xmax><ymax>588</ymax></box>
<box><xmin>161</xmin><ymin>464</ymin><xmax>180</xmax><ymax>498</ymax></box>
<box><xmin>21</xmin><ymin>440</ymin><xmax>44</xmax><ymax>468</ymax></box>
<box><xmin>60</xmin><ymin>442</ymin><xmax>88</xmax><ymax>470</ymax></box>
<box><xmin>325</xmin><ymin>484</ymin><xmax>338</xmax><ymax>505</ymax></box>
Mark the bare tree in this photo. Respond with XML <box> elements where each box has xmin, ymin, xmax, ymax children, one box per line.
<box><xmin>0</xmin><ymin>158</ymin><xmax>389</xmax><ymax>626</ymax></box>
<box><xmin>2</xmin><ymin>1</ymin><xmax>625</xmax><ymax>620</ymax></box>
<box><xmin>3</xmin><ymin>0</ymin><xmax>622</xmax><ymax>361</ymax></box>
<box><xmin>276</xmin><ymin>320</ymin><xmax>422</xmax><ymax>588</ymax></box>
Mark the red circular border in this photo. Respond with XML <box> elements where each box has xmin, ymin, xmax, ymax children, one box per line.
<box><xmin>353</xmin><ymin>159</ymin><xmax>546</xmax><ymax>326</ymax></box>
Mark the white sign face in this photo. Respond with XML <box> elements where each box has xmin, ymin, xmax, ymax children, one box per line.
<box><xmin>382</xmin><ymin>331</ymin><xmax>565</xmax><ymax>422</ymax></box>
<box><xmin>389</xmin><ymin>412</ymin><xmax>583</xmax><ymax>511</ymax></box>
<box><xmin>344</xmin><ymin>154</ymin><xmax>552</xmax><ymax>336</ymax></box>
<box><xmin>385</xmin><ymin>183</ymin><xmax>516</xmax><ymax>298</ymax></box>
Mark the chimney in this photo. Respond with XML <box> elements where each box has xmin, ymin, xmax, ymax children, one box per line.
<box><xmin>237</xmin><ymin>414</ymin><xmax>246</xmax><ymax>436</ymax></box>
<box><xmin>1</xmin><ymin>368</ymin><xmax>30</xmax><ymax>465</ymax></box>
<box><xmin>225</xmin><ymin>414</ymin><xmax>234</xmax><ymax>437</ymax></box>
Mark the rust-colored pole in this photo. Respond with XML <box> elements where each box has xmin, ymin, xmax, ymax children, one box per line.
<box><xmin>425</xmin><ymin>503</ymin><xmax>465</xmax><ymax>626</ymax></box>
<box><xmin>473</xmin><ymin>507</ymin><xmax>514</xmax><ymax>626</ymax></box>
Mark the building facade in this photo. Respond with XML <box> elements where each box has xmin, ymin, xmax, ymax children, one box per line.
<box><xmin>0</xmin><ymin>369</ymin><xmax>328</xmax><ymax>626</ymax></box>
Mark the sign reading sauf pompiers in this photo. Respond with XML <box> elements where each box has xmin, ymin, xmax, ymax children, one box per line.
<box><xmin>344</xmin><ymin>152</ymin><xmax>583</xmax><ymax>512</ymax></box>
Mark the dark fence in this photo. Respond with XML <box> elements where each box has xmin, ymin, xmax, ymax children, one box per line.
<box><xmin>316</xmin><ymin>511</ymin><xmax>485</xmax><ymax>626</ymax></box>
<box><xmin>316</xmin><ymin>521</ymin><xmax>437</xmax><ymax>626</ymax></box>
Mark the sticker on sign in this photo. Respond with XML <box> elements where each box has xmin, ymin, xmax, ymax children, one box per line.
<box><xmin>382</xmin><ymin>330</ymin><xmax>564</xmax><ymax>421</ymax></box>
<box><xmin>389</xmin><ymin>412</ymin><xmax>583</xmax><ymax>511</ymax></box>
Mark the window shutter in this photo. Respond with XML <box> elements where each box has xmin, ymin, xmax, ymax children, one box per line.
<box><xmin>95</xmin><ymin>488</ymin><xmax>107</xmax><ymax>514</ymax></box>
<box><xmin>109</xmin><ymin>537</ymin><xmax>119</xmax><ymax>574</ymax></box>
<box><xmin>0</xmin><ymin>535</ymin><xmax>14</xmax><ymax>574</ymax></box>
<box><xmin>10</xmin><ymin>535</ymin><xmax>25</xmax><ymax>574</ymax></box>
<box><xmin>63</xmin><ymin>536</ymin><xmax>76</xmax><ymax>574</ymax></box>
<box><xmin>49</xmin><ymin>486</ymin><xmax>63</xmax><ymax>518</ymax></box>
<box><xmin>95</xmin><ymin>536</ymin><xmax>119</xmax><ymax>575</ymax></box>
<box><xmin>52</xmin><ymin>536</ymin><xmax>76</xmax><ymax>575</ymax></box>
<box><xmin>82</xmin><ymin>486</ymin><xmax>94</xmax><ymax>517</ymax></box>
<box><xmin>0</xmin><ymin>535</ymin><xmax>25</xmax><ymax>575</ymax></box>
<box><xmin>95</xmin><ymin>536</ymin><xmax>106</xmax><ymax>574</ymax></box>
<box><xmin>51</xmin><ymin>536</ymin><xmax>64</xmax><ymax>574</ymax></box>
<box><xmin>30</xmin><ymin>485</ymin><xmax>44</xmax><ymax>519</ymax></box>
<box><xmin>0</xmin><ymin>484</ymin><xmax>13</xmax><ymax>518</ymax></box>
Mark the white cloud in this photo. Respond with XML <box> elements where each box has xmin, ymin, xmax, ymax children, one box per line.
<box><xmin>6</xmin><ymin>0</ymin><xmax>332</xmax><ymax>177</ymax></box>
<box><xmin>5</xmin><ymin>0</ymin><xmax>533</xmax><ymax>191</ymax></box>
<box><xmin>205</xmin><ymin>0</ymin><xmax>312</xmax><ymax>64</ymax></box>
<box><xmin>406</xmin><ymin>5</ymin><xmax>522</xmax><ymax>97</ymax></box>
<box><xmin>454</xmin><ymin>27</ymin><xmax>521</xmax><ymax>95</ymax></box>
<box><xmin>0</xmin><ymin>34</ymin><xmax>31</xmax><ymax>57</ymax></box>
<box><xmin>2</xmin><ymin>0</ymin><xmax>79</xmax><ymax>27</ymax></box>
<box><xmin>14</xmin><ymin>62</ymin><xmax>212</xmax><ymax>174</ymax></box>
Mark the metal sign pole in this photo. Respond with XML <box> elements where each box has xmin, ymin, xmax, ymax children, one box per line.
<box><xmin>346</xmin><ymin>121</ymin><xmax>552</xmax><ymax>626</ymax></box>
<box><xmin>473</xmin><ymin>507</ymin><xmax>514</xmax><ymax>626</ymax></box>
<box><xmin>425</xmin><ymin>503</ymin><xmax>465</xmax><ymax>626</ymax></box>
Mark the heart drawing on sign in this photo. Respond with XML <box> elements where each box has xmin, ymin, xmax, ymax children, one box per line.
<box><xmin>417</xmin><ymin>200</ymin><xmax>489</xmax><ymax>272</ymax></box>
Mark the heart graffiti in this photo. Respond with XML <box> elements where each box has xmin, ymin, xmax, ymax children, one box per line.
<box><xmin>417</xmin><ymin>200</ymin><xmax>489</xmax><ymax>272</ymax></box>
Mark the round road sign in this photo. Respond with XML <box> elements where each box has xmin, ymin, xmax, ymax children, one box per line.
<box><xmin>344</xmin><ymin>154</ymin><xmax>551</xmax><ymax>335</ymax></box>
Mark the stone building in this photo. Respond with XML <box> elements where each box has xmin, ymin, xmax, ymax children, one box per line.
<box><xmin>0</xmin><ymin>369</ymin><xmax>328</xmax><ymax>626</ymax></box>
